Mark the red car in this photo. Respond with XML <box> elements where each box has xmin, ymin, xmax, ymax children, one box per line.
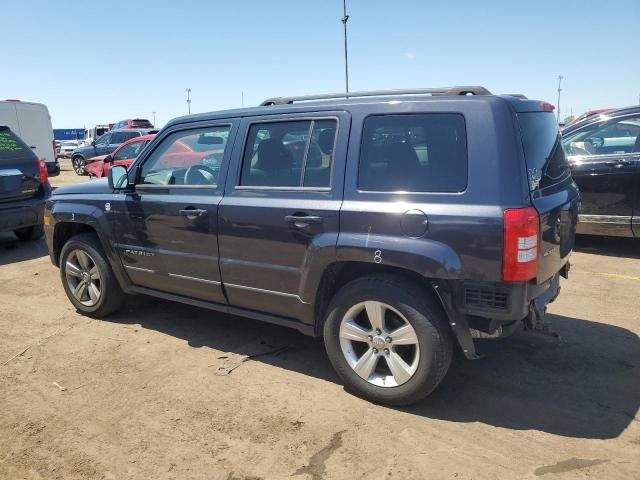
<box><xmin>86</xmin><ymin>134</ymin><xmax>155</xmax><ymax>178</ymax></box>
<box><xmin>112</xmin><ymin>118</ymin><xmax>154</xmax><ymax>130</ymax></box>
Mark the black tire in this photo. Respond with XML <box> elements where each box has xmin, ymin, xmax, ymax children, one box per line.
<box><xmin>323</xmin><ymin>274</ymin><xmax>453</xmax><ymax>406</ymax></box>
<box><xmin>59</xmin><ymin>233</ymin><xmax>126</xmax><ymax>317</ymax></box>
<box><xmin>14</xmin><ymin>224</ymin><xmax>44</xmax><ymax>241</ymax></box>
<box><xmin>72</xmin><ymin>156</ymin><xmax>86</xmax><ymax>175</ymax></box>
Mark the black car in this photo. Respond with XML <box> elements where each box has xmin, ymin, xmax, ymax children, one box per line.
<box><xmin>71</xmin><ymin>128</ymin><xmax>157</xmax><ymax>176</ymax></box>
<box><xmin>562</xmin><ymin>105</ymin><xmax>640</xmax><ymax>238</ymax></box>
<box><xmin>44</xmin><ymin>86</ymin><xmax>578</xmax><ymax>405</ymax></box>
<box><xmin>0</xmin><ymin>126</ymin><xmax>51</xmax><ymax>240</ymax></box>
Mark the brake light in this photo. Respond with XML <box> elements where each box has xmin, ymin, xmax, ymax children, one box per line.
<box><xmin>38</xmin><ymin>159</ymin><xmax>49</xmax><ymax>184</ymax></box>
<box><xmin>540</xmin><ymin>102</ymin><xmax>555</xmax><ymax>112</ymax></box>
<box><xmin>503</xmin><ymin>207</ymin><xmax>539</xmax><ymax>281</ymax></box>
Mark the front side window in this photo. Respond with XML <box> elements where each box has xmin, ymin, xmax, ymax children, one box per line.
<box><xmin>562</xmin><ymin>115</ymin><xmax>640</xmax><ymax>158</ymax></box>
<box><xmin>140</xmin><ymin>126</ymin><xmax>230</xmax><ymax>186</ymax></box>
<box><xmin>358</xmin><ymin>114</ymin><xmax>467</xmax><ymax>192</ymax></box>
<box><xmin>240</xmin><ymin>119</ymin><xmax>336</xmax><ymax>188</ymax></box>
<box><xmin>113</xmin><ymin>140</ymin><xmax>145</xmax><ymax>160</ymax></box>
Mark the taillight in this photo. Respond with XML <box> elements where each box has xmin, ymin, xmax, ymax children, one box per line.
<box><xmin>540</xmin><ymin>102</ymin><xmax>555</xmax><ymax>112</ymax></box>
<box><xmin>503</xmin><ymin>207</ymin><xmax>539</xmax><ymax>282</ymax></box>
<box><xmin>38</xmin><ymin>159</ymin><xmax>49</xmax><ymax>184</ymax></box>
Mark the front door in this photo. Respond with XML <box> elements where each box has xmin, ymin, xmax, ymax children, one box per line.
<box><xmin>108</xmin><ymin>122</ymin><xmax>236</xmax><ymax>303</ymax></box>
<box><xmin>564</xmin><ymin>113</ymin><xmax>640</xmax><ymax>237</ymax></box>
<box><xmin>218</xmin><ymin>113</ymin><xmax>347</xmax><ymax>321</ymax></box>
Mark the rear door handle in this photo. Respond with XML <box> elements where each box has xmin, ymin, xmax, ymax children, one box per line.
<box><xmin>285</xmin><ymin>215</ymin><xmax>323</xmax><ymax>227</ymax></box>
<box><xmin>180</xmin><ymin>208</ymin><xmax>208</xmax><ymax>219</ymax></box>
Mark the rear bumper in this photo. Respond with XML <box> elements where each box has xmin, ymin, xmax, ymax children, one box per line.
<box><xmin>46</xmin><ymin>162</ymin><xmax>61</xmax><ymax>177</ymax></box>
<box><xmin>0</xmin><ymin>190</ymin><xmax>49</xmax><ymax>232</ymax></box>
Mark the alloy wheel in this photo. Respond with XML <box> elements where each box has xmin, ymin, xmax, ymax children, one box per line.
<box><xmin>64</xmin><ymin>249</ymin><xmax>102</xmax><ymax>307</ymax></box>
<box><xmin>339</xmin><ymin>301</ymin><xmax>420</xmax><ymax>387</ymax></box>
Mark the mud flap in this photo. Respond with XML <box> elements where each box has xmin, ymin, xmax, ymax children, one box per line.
<box><xmin>431</xmin><ymin>280</ymin><xmax>482</xmax><ymax>360</ymax></box>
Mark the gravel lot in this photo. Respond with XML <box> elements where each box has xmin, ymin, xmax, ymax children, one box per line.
<box><xmin>1</xmin><ymin>164</ymin><xmax>638</xmax><ymax>479</ymax></box>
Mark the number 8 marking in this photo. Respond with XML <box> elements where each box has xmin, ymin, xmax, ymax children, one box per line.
<box><xmin>374</xmin><ymin>250</ymin><xmax>383</xmax><ymax>264</ymax></box>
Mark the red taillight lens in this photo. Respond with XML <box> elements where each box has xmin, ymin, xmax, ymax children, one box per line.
<box><xmin>503</xmin><ymin>207</ymin><xmax>539</xmax><ymax>282</ymax></box>
<box><xmin>38</xmin><ymin>159</ymin><xmax>49</xmax><ymax>184</ymax></box>
<box><xmin>540</xmin><ymin>102</ymin><xmax>555</xmax><ymax>112</ymax></box>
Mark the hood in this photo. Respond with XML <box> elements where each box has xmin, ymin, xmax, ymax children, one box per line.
<box><xmin>53</xmin><ymin>178</ymin><xmax>112</xmax><ymax>196</ymax></box>
<box><xmin>90</xmin><ymin>154</ymin><xmax>108</xmax><ymax>162</ymax></box>
<box><xmin>73</xmin><ymin>144</ymin><xmax>98</xmax><ymax>155</ymax></box>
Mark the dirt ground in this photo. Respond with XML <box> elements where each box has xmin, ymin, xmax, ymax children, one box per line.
<box><xmin>1</xmin><ymin>164</ymin><xmax>639</xmax><ymax>479</ymax></box>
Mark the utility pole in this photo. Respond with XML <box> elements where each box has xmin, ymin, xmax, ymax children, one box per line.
<box><xmin>241</xmin><ymin>91</ymin><xmax>244</xmax><ymax>107</ymax></box>
<box><xmin>556</xmin><ymin>75</ymin><xmax>563</xmax><ymax>122</ymax></box>
<box><xmin>185</xmin><ymin>88</ymin><xmax>192</xmax><ymax>115</ymax></box>
<box><xmin>152</xmin><ymin>111</ymin><xmax>156</xmax><ymax>126</ymax></box>
<box><xmin>341</xmin><ymin>0</ymin><xmax>350</xmax><ymax>92</ymax></box>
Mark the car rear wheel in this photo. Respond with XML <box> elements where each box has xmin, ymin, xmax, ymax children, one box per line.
<box><xmin>323</xmin><ymin>274</ymin><xmax>453</xmax><ymax>406</ymax></box>
<box><xmin>14</xmin><ymin>224</ymin><xmax>44</xmax><ymax>241</ymax></box>
<box><xmin>59</xmin><ymin>233</ymin><xmax>126</xmax><ymax>317</ymax></box>
<box><xmin>72</xmin><ymin>156</ymin><xmax>86</xmax><ymax>175</ymax></box>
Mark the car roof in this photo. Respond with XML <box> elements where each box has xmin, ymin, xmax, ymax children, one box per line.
<box><xmin>110</xmin><ymin>128</ymin><xmax>154</xmax><ymax>134</ymax></box>
<box><xmin>562</xmin><ymin>105</ymin><xmax>640</xmax><ymax>135</ymax></box>
<box><xmin>116</xmin><ymin>133</ymin><xmax>156</xmax><ymax>147</ymax></box>
<box><xmin>165</xmin><ymin>92</ymin><xmax>550</xmax><ymax>129</ymax></box>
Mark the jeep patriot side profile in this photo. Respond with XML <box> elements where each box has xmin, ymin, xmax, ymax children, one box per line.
<box><xmin>44</xmin><ymin>86</ymin><xmax>578</xmax><ymax>405</ymax></box>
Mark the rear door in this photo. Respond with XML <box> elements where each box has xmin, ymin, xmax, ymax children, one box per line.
<box><xmin>108</xmin><ymin>121</ymin><xmax>237</xmax><ymax>303</ymax></box>
<box><xmin>518</xmin><ymin>111</ymin><xmax>579</xmax><ymax>282</ymax></box>
<box><xmin>14</xmin><ymin>102</ymin><xmax>55</xmax><ymax>165</ymax></box>
<box><xmin>563</xmin><ymin>113</ymin><xmax>640</xmax><ymax>237</ymax></box>
<box><xmin>218</xmin><ymin>113</ymin><xmax>347</xmax><ymax>320</ymax></box>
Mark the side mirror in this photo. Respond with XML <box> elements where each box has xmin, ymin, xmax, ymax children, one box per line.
<box><xmin>108</xmin><ymin>165</ymin><xmax>129</xmax><ymax>190</ymax></box>
<box><xmin>103</xmin><ymin>155</ymin><xmax>113</xmax><ymax>163</ymax></box>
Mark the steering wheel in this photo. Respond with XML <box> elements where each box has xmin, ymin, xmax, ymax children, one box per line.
<box><xmin>184</xmin><ymin>164</ymin><xmax>217</xmax><ymax>185</ymax></box>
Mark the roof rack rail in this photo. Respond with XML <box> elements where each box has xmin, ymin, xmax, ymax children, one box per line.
<box><xmin>260</xmin><ymin>86</ymin><xmax>492</xmax><ymax>106</ymax></box>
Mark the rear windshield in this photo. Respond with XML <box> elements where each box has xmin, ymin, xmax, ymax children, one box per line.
<box><xmin>518</xmin><ymin>112</ymin><xmax>570</xmax><ymax>190</ymax></box>
<box><xmin>0</xmin><ymin>128</ymin><xmax>37</xmax><ymax>162</ymax></box>
<box><xmin>358</xmin><ymin>114</ymin><xmax>468</xmax><ymax>192</ymax></box>
<box><xmin>132</xmin><ymin>120</ymin><xmax>152</xmax><ymax>127</ymax></box>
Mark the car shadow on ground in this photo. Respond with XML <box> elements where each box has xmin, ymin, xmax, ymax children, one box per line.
<box><xmin>0</xmin><ymin>233</ymin><xmax>49</xmax><ymax>266</ymax></box>
<box><xmin>575</xmin><ymin>234</ymin><xmax>640</xmax><ymax>259</ymax></box>
<box><xmin>103</xmin><ymin>296</ymin><xmax>639</xmax><ymax>440</ymax></box>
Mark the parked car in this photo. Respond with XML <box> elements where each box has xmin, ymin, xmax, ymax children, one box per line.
<box><xmin>562</xmin><ymin>105</ymin><xmax>640</xmax><ymax>238</ymax></box>
<box><xmin>85</xmin><ymin>134</ymin><xmax>156</xmax><ymax>178</ymax></box>
<box><xmin>0</xmin><ymin>126</ymin><xmax>51</xmax><ymax>240</ymax></box>
<box><xmin>0</xmin><ymin>99</ymin><xmax>59</xmax><ymax>176</ymax></box>
<box><xmin>44</xmin><ymin>86</ymin><xmax>578</xmax><ymax>406</ymax></box>
<box><xmin>57</xmin><ymin>140</ymin><xmax>81</xmax><ymax>159</ymax></box>
<box><xmin>112</xmin><ymin>118</ymin><xmax>154</xmax><ymax>130</ymax></box>
<box><xmin>71</xmin><ymin>128</ymin><xmax>156</xmax><ymax>175</ymax></box>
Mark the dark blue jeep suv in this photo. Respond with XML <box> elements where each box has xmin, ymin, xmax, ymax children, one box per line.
<box><xmin>44</xmin><ymin>86</ymin><xmax>579</xmax><ymax>405</ymax></box>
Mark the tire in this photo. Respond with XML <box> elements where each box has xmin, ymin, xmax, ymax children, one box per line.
<box><xmin>72</xmin><ymin>156</ymin><xmax>86</xmax><ymax>175</ymax></box>
<box><xmin>14</xmin><ymin>224</ymin><xmax>44</xmax><ymax>241</ymax></box>
<box><xmin>323</xmin><ymin>274</ymin><xmax>453</xmax><ymax>406</ymax></box>
<box><xmin>59</xmin><ymin>233</ymin><xmax>126</xmax><ymax>317</ymax></box>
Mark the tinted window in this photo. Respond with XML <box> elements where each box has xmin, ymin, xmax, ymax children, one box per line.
<box><xmin>140</xmin><ymin>125</ymin><xmax>230</xmax><ymax>186</ymax></box>
<box><xmin>95</xmin><ymin>133</ymin><xmax>111</xmax><ymax>146</ymax></box>
<box><xmin>0</xmin><ymin>128</ymin><xmax>36</xmax><ymax>162</ymax></box>
<box><xmin>112</xmin><ymin>131</ymin><xmax>140</xmax><ymax>143</ymax></box>
<box><xmin>240</xmin><ymin>119</ymin><xmax>336</xmax><ymax>188</ymax></box>
<box><xmin>518</xmin><ymin>112</ymin><xmax>569</xmax><ymax>190</ymax></box>
<box><xmin>358</xmin><ymin>114</ymin><xmax>467</xmax><ymax>192</ymax></box>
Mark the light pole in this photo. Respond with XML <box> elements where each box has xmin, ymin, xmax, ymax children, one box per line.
<box><xmin>185</xmin><ymin>88</ymin><xmax>192</xmax><ymax>115</ymax></box>
<box><xmin>152</xmin><ymin>111</ymin><xmax>156</xmax><ymax>126</ymax></box>
<box><xmin>341</xmin><ymin>0</ymin><xmax>350</xmax><ymax>93</ymax></box>
<box><xmin>556</xmin><ymin>75</ymin><xmax>563</xmax><ymax>122</ymax></box>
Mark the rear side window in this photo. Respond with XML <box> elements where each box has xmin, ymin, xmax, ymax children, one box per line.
<box><xmin>518</xmin><ymin>112</ymin><xmax>569</xmax><ymax>190</ymax></box>
<box><xmin>358</xmin><ymin>114</ymin><xmax>467</xmax><ymax>192</ymax></box>
<box><xmin>240</xmin><ymin>119</ymin><xmax>337</xmax><ymax>188</ymax></box>
<box><xmin>0</xmin><ymin>128</ymin><xmax>36</xmax><ymax>162</ymax></box>
<box><xmin>112</xmin><ymin>131</ymin><xmax>140</xmax><ymax>143</ymax></box>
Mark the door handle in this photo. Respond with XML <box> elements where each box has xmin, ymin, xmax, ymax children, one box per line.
<box><xmin>606</xmin><ymin>160</ymin><xmax>631</xmax><ymax>167</ymax></box>
<box><xmin>285</xmin><ymin>214</ymin><xmax>323</xmax><ymax>227</ymax></box>
<box><xmin>180</xmin><ymin>208</ymin><xmax>208</xmax><ymax>220</ymax></box>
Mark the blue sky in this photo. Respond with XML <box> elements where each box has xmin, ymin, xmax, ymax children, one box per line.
<box><xmin>2</xmin><ymin>0</ymin><xmax>639</xmax><ymax>128</ymax></box>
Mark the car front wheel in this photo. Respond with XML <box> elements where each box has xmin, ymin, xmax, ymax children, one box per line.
<box><xmin>59</xmin><ymin>233</ymin><xmax>126</xmax><ymax>317</ymax></box>
<box><xmin>323</xmin><ymin>274</ymin><xmax>453</xmax><ymax>406</ymax></box>
<box><xmin>72</xmin><ymin>156</ymin><xmax>86</xmax><ymax>175</ymax></box>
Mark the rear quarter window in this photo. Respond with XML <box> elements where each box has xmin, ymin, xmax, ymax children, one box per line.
<box><xmin>358</xmin><ymin>114</ymin><xmax>468</xmax><ymax>192</ymax></box>
<box><xmin>518</xmin><ymin>112</ymin><xmax>570</xmax><ymax>190</ymax></box>
<box><xmin>0</xmin><ymin>128</ymin><xmax>36</xmax><ymax>162</ymax></box>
